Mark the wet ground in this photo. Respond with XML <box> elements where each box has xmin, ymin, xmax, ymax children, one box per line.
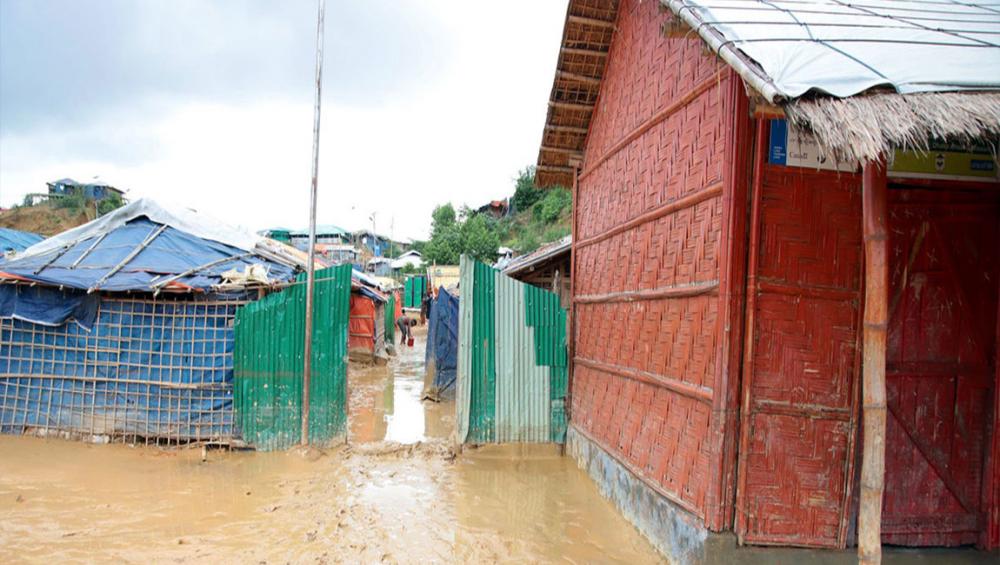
<box><xmin>0</xmin><ymin>326</ymin><xmax>664</xmax><ymax>564</ymax></box>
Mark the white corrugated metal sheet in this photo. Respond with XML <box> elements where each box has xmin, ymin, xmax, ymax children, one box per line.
<box><xmin>662</xmin><ymin>0</ymin><xmax>1000</xmax><ymax>102</ymax></box>
<box><xmin>455</xmin><ymin>255</ymin><xmax>475</xmax><ymax>445</ymax></box>
<box><xmin>493</xmin><ymin>272</ymin><xmax>552</xmax><ymax>443</ymax></box>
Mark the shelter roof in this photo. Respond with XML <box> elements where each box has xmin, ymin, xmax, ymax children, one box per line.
<box><xmin>665</xmin><ymin>0</ymin><xmax>1000</xmax><ymax>103</ymax></box>
<box><xmin>536</xmin><ymin>0</ymin><xmax>619</xmax><ymax>189</ymax></box>
<box><xmin>536</xmin><ymin>0</ymin><xmax>1000</xmax><ymax>175</ymax></box>
<box><xmin>0</xmin><ymin>199</ymin><xmax>300</xmax><ymax>293</ymax></box>
<box><xmin>0</xmin><ymin>228</ymin><xmax>44</xmax><ymax>254</ymax></box>
<box><xmin>502</xmin><ymin>235</ymin><xmax>572</xmax><ymax>276</ymax></box>
<box><xmin>289</xmin><ymin>224</ymin><xmax>349</xmax><ymax>237</ymax></box>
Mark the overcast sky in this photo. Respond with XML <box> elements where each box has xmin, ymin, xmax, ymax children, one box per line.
<box><xmin>0</xmin><ymin>0</ymin><xmax>568</xmax><ymax>240</ymax></box>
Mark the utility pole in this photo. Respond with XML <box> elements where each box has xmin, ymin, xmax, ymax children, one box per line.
<box><xmin>302</xmin><ymin>0</ymin><xmax>326</xmax><ymax>446</ymax></box>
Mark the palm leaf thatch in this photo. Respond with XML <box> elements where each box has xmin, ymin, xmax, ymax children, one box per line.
<box><xmin>784</xmin><ymin>92</ymin><xmax>1000</xmax><ymax>164</ymax></box>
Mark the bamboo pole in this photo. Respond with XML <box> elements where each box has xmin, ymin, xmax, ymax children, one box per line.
<box><xmin>859</xmin><ymin>159</ymin><xmax>888</xmax><ymax>564</ymax></box>
<box><xmin>301</xmin><ymin>0</ymin><xmax>326</xmax><ymax>446</ymax></box>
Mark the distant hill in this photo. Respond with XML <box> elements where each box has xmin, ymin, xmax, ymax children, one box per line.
<box><xmin>0</xmin><ymin>201</ymin><xmax>95</xmax><ymax>237</ymax></box>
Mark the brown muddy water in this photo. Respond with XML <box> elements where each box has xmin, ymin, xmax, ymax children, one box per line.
<box><xmin>0</xmin><ymin>327</ymin><xmax>664</xmax><ymax>564</ymax></box>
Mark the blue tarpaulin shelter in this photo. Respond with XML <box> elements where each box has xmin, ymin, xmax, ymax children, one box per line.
<box><xmin>0</xmin><ymin>199</ymin><xmax>307</xmax><ymax>444</ymax></box>
<box><xmin>0</xmin><ymin>228</ymin><xmax>43</xmax><ymax>255</ymax></box>
<box><xmin>424</xmin><ymin>286</ymin><xmax>458</xmax><ymax>398</ymax></box>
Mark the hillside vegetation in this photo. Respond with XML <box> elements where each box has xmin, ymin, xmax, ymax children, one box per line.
<box><xmin>0</xmin><ymin>193</ymin><xmax>125</xmax><ymax>236</ymax></box>
<box><xmin>418</xmin><ymin>167</ymin><xmax>571</xmax><ymax>265</ymax></box>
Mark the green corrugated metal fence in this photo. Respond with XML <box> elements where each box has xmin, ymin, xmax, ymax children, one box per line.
<box><xmin>456</xmin><ymin>255</ymin><xmax>568</xmax><ymax>444</ymax></box>
<box><xmin>234</xmin><ymin>264</ymin><xmax>351</xmax><ymax>450</ymax></box>
<box><xmin>385</xmin><ymin>292</ymin><xmax>396</xmax><ymax>344</ymax></box>
<box><xmin>403</xmin><ymin>275</ymin><xmax>427</xmax><ymax>309</ymax></box>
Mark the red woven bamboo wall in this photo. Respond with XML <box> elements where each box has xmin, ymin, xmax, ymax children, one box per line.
<box><xmin>735</xmin><ymin>152</ymin><xmax>864</xmax><ymax>548</ymax></box>
<box><xmin>570</xmin><ymin>0</ymin><xmax>742</xmax><ymax>525</ymax></box>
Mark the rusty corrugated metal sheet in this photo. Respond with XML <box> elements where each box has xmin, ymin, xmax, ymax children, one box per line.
<box><xmin>456</xmin><ymin>255</ymin><xmax>568</xmax><ymax>444</ymax></box>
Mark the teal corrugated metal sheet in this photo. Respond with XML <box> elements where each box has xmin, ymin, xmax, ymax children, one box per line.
<box><xmin>494</xmin><ymin>271</ymin><xmax>551</xmax><ymax>442</ymax></box>
<box><xmin>468</xmin><ymin>260</ymin><xmax>496</xmax><ymax>443</ymax></box>
<box><xmin>234</xmin><ymin>264</ymin><xmax>351</xmax><ymax>450</ymax></box>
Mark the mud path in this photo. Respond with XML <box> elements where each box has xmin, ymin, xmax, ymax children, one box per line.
<box><xmin>0</xmin><ymin>328</ymin><xmax>664</xmax><ymax>564</ymax></box>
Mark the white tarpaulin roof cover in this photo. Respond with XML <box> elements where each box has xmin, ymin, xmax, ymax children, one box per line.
<box><xmin>662</xmin><ymin>0</ymin><xmax>1000</xmax><ymax>102</ymax></box>
<box><xmin>21</xmin><ymin>198</ymin><xmax>262</xmax><ymax>259</ymax></box>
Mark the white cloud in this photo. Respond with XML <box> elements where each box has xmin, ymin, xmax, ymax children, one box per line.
<box><xmin>0</xmin><ymin>1</ymin><xmax>569</xmax><ymax>240</ymax></box>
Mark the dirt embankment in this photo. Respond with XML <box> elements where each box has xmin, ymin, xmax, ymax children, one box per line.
<box><xmin>0</xmin><ymin>203</ymin><xmax>92</xmax><ymax>236</ymax></box>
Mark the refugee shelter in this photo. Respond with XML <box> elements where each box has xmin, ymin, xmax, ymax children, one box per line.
<box><xmin>0</xmin><ymin>199</ymin><xmax>308</xmax><ymax>444</ymax></box>
<box><xmin>47</xmin><ymin>178</ymin><xmax>125</xmax><ymax>202</ymax></box>
<box><xmin>456</xmin><ymin>256</ymin><xmax>568</xmax><ymax>444</ymax></box>
<box><xmin>424</xmin><ymin>286</ymin><xmax>459</xmax><ymax>399</ymax></box>
<box><xmin>0</xmin><ymin>228</ymin><xmax>43</xmax><ymax>255</ymax></box>
<box><xmin>348</xmin><ymin>285</ymin><xmax>389</xmax><ymax>364</ymax></box>
<box><xmin>286</xmin><ymin>224</ymin><xmax>351</xmax><ymax>250</ymax></box>
<box><xmin>390</xmin><ymin>250</ymin><xmax>423</xmax><ymax>271</ymax></box>
<box><xmin>502</xmin><ymin>235</ymin><xmax>572</xmax><ymax>308</ymax></box>
<box><xmin>535</xmin><ymin>0</ymin><xmax>1000</xmax><ymax>561</ymax></box>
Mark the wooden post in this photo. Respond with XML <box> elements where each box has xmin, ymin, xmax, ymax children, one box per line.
<box><xmin>301</xmin><ymin>0</ymin><xmax>327</xmax><ymax>446</ymax></box>
<box><xmin>859</xmin><ymin>159</ymin><xmax>888</xmax><ymax>564</ymax></box>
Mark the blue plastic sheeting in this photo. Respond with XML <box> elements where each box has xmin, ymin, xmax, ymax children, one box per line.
<box><xmin>0</xmin><ymin>218</ymin><xmax>296</xmax><ymax>292</ymax></box>
<box><xmin>0</xmin><ymin>293</ymin><xmax>247</xmax><ymax>442</ymax></box>
<box><xmin>0</xmin><ymin>228</ymin><xmax>44</xmax><ymax>254</ymax></box>
<box><xmin>0</xmin><ymin>285</ymin><xmax>99</xmax><ymax>330</ymax></box>
<box><xmin>425</xmin><ymin>287</ymin><xmax>458</xmax><ymax>395</ymax></box>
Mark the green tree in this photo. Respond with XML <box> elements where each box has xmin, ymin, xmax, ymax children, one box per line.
<box><xmin>430</xmin><ymin>203</ymin><xmax>456</xmax><ymax>235</ymax></box>
<box><xmin>510</xmin><ymin>167</ymin><xmax>542</xmax><ymax>213</ymax></box>
<box><xmin>97</xmin><ymin>193</ymin><xmax>125</xmax><ymax>216</ymax></box>
<box><xmin>533</xmin><ymin>187</ymin><xmax>572</xmax><ymax>224</ymax></box>
<box><xmin>409</xmin><ymin>240</ymin><xmax>428</xmax><ymax>255</ymax></box>
<box><xmin>461</xmin><ymin>214</ymin><xmax>500</xmax><ymax>264</ymax></box>
<box><xmin>424</xmin><ymin>222</ymin><xmax>462</xmax><ymax>264</ymax></box>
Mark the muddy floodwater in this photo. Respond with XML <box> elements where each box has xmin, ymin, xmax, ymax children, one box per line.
<box><xmin>0</xmin><ymin>328</ymin><xmax>664</xmax><ymax>564</ymax></box>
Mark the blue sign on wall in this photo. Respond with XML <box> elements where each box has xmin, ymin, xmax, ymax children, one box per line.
<box><xmin>768</xmin><ymin>119</ymin><xmax>788</xmax><ymax>165</ymax></box>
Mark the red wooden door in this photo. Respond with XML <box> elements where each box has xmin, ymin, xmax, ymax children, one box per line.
<box><xmin>735</xmin><ymin>161</ymin><xmax>863</xmax><ymax>547</ymax></box>
<box><xmin>883</xmin><ymin>188</ymin><xmax>1000</xmax><ymax>546</ymax></box>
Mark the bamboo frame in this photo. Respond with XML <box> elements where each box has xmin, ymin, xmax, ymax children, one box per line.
<box><xmin>567</xmin><ymin>14</ymin><xmax>615</xmax><ymax>28</ymax></box>
<box><xmin>88</xmin><ymin>224</ymin><xmax>168</xmax><ymax>293</ymax></box>
<box><xmin>575</xmin><ymin>182</ymin><xmax>723</xmax><ymax>249</ymax></box>
<box><xmin>0</xmin><ymin>295</ymin><xmax>246</xmax><ymax>445</ymax></box>
<box><xmin>567</xmin><ymin>166</ymin><xmax>579</xmax><ymax>428</ymax></box>
<box><xmin>734</xmin><ymin>118</ymin><xmax>769</xmax><ymax>544</ymax></box>
<box><xmin>574</xmin><ymin>357</ymin><xmax>714</xmax><ymax>404</ymax></box>
<box><xmin>151</xmin><ymin>252</ymin><xmax>253</xmax><ymax>294</ymax></box>
<box><xmin>859</xmin><ymin>159</ymin><xmax>889</xmax><ymax>564</ymax></box>
<box><xmin>574</xmin><ymin>280</ymin><xmax>718</xmax><ymax>304</ymax></box>
<box><xmin>705</xmin><ymin>71</ymin><xmax>752</xmax><ymax>532</ymax></box>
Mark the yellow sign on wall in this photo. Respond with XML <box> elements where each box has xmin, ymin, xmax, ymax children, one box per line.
<box><xmin>889</xmin><ymin>140</ymin><xmax>998</xmax><ymax>182</ymax></box>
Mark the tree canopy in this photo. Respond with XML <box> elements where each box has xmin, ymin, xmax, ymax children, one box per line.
<box><xmin>421</xmin><ymin>165</ymin><xmax>571</xmax><ymax>265</ymax></box>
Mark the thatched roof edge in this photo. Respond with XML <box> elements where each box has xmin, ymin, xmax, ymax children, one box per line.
<box><xmin>534</xmin><ymin>0</ymin><xmax>620</xmax><ymax>188</ymax></box>
<box><xmin>784</xmin><ymin>92</ymin><xmax>1000</xmax><ymax>164</ymax></box>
